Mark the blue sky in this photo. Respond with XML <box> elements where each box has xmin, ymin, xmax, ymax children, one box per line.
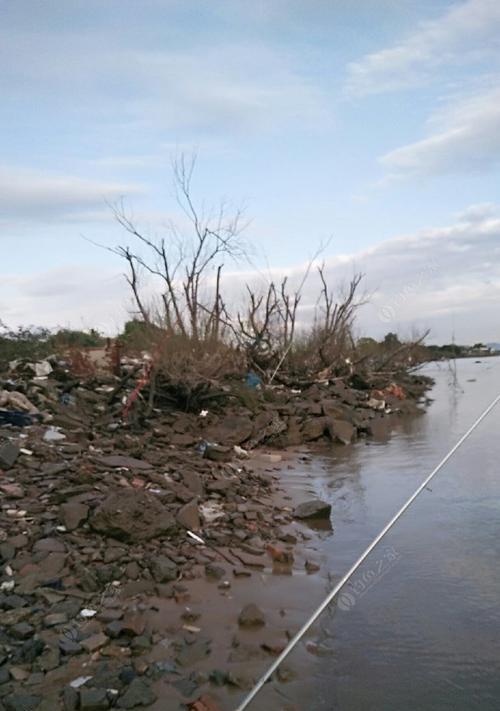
<box><xmin>1</xmin><ymin>0</ymin><xmax>500</xmax><ymax>342</ymax></box>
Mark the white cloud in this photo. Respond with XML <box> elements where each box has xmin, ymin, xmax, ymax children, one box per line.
<box><xmin>0</xmin><ymin>166</ymin><xmax>142</xmax><ymax>222</ymax></box>
<box><xmin>345</xmin><ymin>0</ymin><xmax>500</xmax><ymax>96</ymax></box>
<box><xmin>380</xmin><ymin>86</ymin><xmax>500</xmax><ymax>177</ymax></box>
<box><xmin>0</xmin><ymin>24</ymin><xmax>328</xmax><ymax>135</ymax></box>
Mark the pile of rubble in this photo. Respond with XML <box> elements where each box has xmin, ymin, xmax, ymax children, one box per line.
<box><xmin>0</xmin><ymin>355</ymin><xmax>431</xmax><ymax>710</ymax></box>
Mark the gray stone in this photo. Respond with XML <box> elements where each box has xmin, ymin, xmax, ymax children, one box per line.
<box><xmin>0</xmin><ymin>442</ymin><xmax>20</xmax><ymax>469</ymax></box>
<box><xmin>3</xmin><ymin>694</ymin><xmax>42</xmax><ymax>711</ymax></box>
<box><xmin>32</xmin><ymin>537</ymin><xmax>66</xmax><ymax>553</ymax></box>
<box><xmin>294</xmin><ymin>499</ymin><xmax>332</xmax><ymax>520</ymax></box>
<box><xmin>62</xmin><ymin>686</ymin><xmax>79</xmax><ymax>711</ymax></box>
<box><xmin>238</xmin><ymin>603</ymin><xmax>265</xmax><ymax>628</ymax></box>
<box><xmin>59</xmin><ymin>638</ymin><xmax>82</xmax><ymax>655</ymax></box>
<box><xmin>150</xmin><ymin>555</ymin><xmax>177</xmax><ymax>583</ymax></box>
<box><xmin>301</xmin><ymin>417</ymin><xmax>327</xmax><ymax>441</ymax></box>
<box><xmin>43</xmin><ymin>612</ymin><xmax>68</xmax><ymax>628</ymax></box>
<box><xmin>10</xmin><ymin>622</ymin><xmax>34</xmax><ymax>640</ymax></box>
<box><xmin>80</xmin><ymin>632</ymin><xmax>108</xmax><ymax>653</ymax></box>
<box><xmin>117</xmin><ymin>678</ymin><xmax>157</xmax><ymax>708</ymax></box>
<box><xmin>326</xmin><ymin>418</ymin><xmax>356</xmax><ymax>445</ymax></box>
<box><xmin>59</xmin><ymin>502</ymin><xmax>89</xmax><ymax>531</ymax></box>
<box><xmin>79</xmin><ymin>687</ymin><xmax>110</xmax><ymax>710</ymax></box>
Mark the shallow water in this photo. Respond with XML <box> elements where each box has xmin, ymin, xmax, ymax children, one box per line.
<box><xmin>254</xmin><ymin>356</ymin><xmax>500</xmax><ymax>710</ymax></box>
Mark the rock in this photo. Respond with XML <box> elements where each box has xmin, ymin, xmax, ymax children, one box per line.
<box><xmin>94</xmin><ymin>455</ymin><xmax>153</xmax><ymax>470</ymax></box>
<box><xmin>326</xmin><ymin>418</ymin><xmax>356</xmax><ymax>445</ymax></box>
<box><xmin>3</xmin><ymin>594</ymin><xmax>28</xmax><ymax>609</ymax></box>
<box><xmin>3</xmin><ymin>694</ymin><xmax>42</xmax><ymax>711</ymax></box>
<box><xmin>59</xmin><ymin>638</ymin><xmax>82</xmax><ymax>655</ymax></box>
<box><xmin>150</xmin><ymin>555</ymin><xmax>177</xmax><ymax>583</ymax></box>
<box><xmin>206</xmin><ymin>416</ymin><xmax>253</xmax><ymax>445</ymax></box>
<box><xmin>79</xmin><ymin>687</ymin><xmax>110</xmax><ymax>710</ymax></box>
<box><xmin>305</xmin><ymin>560</ymin><xmax>321</xmax><ymax>573</ymax></box>
<box><xmin>80</xmin><ymin>632</ymin><xmax>108</xmax><ymax>653</ymax></box>
<box><xmin>62</xmin><ymin>686</ymin><xmax>79</xmax><ymax>711</ymax></box>
<box><xmin>9</xmin><ymin>666</ymin><xmax>30</xmax><ymax>681</ymax></box>
<box><xmin>117</xmin><ymin>678</ymin><xmax>157</xmax><ymax>708</ymax></box>
<box><xmin>205</xmin><ymin>563</ymin><xmax>225</xmax><ymax>581</ymax></box>
<box><xmin>181</xmin><ymin>470</ymin><xmax>203</xmax><ymax>496</ymax></box>
<box><xmin>0</xmin><ymin>441</ymin><xmax>20</xmax><ymax>469</ymax></box>
<box><xmin>238</xmin><ymin>603</ymin><xmax>265</xmax><ymax>628</ymax></box>
<box><xmin>0</xmin><ymin>483</ymin><xmax>24</xmax><ymax>498</ymax></box>
<box><xmin>204</xmin><ymin>444</ymin><xmax>232</xmax><ymax>462</ymax></box>
<box><xmin>294</xmin><ymin>500</ymin><xmax>332</xmax><ymax>520</ymax></box>
<box><xmin>120</xmin><ymin>613</ymin><xmax>145</xmax><ymax>637</ymax></box>
<box><xmin>105</xmin><ymin>621</ymin><xmax>124</xmax><ymax>638</ymax></box>
<box><xmin>38</xmin><ymin>647</ymin><xmax>60</xmax><ymax>672</ymax></box>
<box><xmin>43</xmin><ymin>612</ymin><xmax>68</xmax><ymax>627</ymax></box>
<box><xmin>10</xmin><ymin>622</ymin><xmax>35</xmax><ymax>640</ymax></box>
<box><xmin>59</xmin><ymin>502</ymin><xmax>89</xmax><ymax>531</ymax></box>
<box><xmin>301</xmin><ymin>417</ymin><xmax>327</xmax><ymax>441</ymax></box>
<box><xmin>90</xmin><ymin>490</ymin><xmax>176</xmax><ymax>541</ymax></box>
<box><xmin>33</xmin><ymin>537</ymin><xmax>66</xmax><ymax>554</ymax></box>
<box><xmin>175</xmin><ymin>638</ymin><xmax>211</xmax><ymax>667</ymax></box>
<box><xmin>0</xmin><ymin>665</ymin><xmax>10</xmax><ymax>684</ymax></box>
<box><xmin>320</xmin><ymin>399</ymin><xmax>346</xmax><ymax>418</ymax></box>
<box><xmin>176</xmin><ymin>499</ymin><xmax>200</xmax><ymax>531</ymax></box>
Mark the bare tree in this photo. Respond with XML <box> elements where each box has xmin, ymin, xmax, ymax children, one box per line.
<box><xmin>110</xmin><ymin>153</ymin><xmax>248</xmax><ymax>341</ymax></box>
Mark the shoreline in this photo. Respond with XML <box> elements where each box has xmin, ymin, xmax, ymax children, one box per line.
<box><xmin>0</xmin><ymin>361</ymin><xmax>432</xmax><ymax>710</ymax></box>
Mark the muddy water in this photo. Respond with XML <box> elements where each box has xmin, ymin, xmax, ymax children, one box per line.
<box><xmin>248</xmin><ymin>356</ymin><xmax>500</xmax><ymax>711</ymax></box>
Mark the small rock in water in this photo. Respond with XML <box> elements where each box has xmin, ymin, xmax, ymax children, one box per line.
<box><xmin>238</xmin><ymin>603</ymin><xmax>265</xmax><ymax>628</ymax></box>
<box><xmin>293</xmin><ymin>499</ymin><xmax>331</xmax><ymax>520</ymax></box>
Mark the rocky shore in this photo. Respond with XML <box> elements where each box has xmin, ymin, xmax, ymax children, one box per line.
<box><xmin>0</xmin><ymin>358</ymin><xmax>431</xmax><ymax>710</ymax></box>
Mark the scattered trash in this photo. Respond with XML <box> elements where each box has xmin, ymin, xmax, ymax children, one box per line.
<box><xmin>199</xmin><ymin>502</ymin><xmax>225</xmax><ymax>524</ymax></box>
<box><xmin>70</xmin><ymin>676</ymin><xmax>93</xmax><ymax>689</ymax></box>
<box><xmin>245</xmin><ymin>371</ymin><xmax>262</xmax><ymax>389</ymax></box>
<box><xmin>187</xmin><ymin>530</ymin><xmax>206</xmax><ymax>545</ymax></box>
<box><xmin>0</xmin><ymin>390</ymin><xmax>39</xmax><ymax>413</ymax></box>
<box><xmin>199</xmin><ymin>409</ymin><xmax>209</xmax><ymax>418</ymax></box>
<box><xmin>0</xmin><ymin>411</ymin><xmax>34</xmax><ymax>426</ymax></box>
<box><xmin>233</xmin><ymin>445</ymin><xmax>249</xmax><ymax>459</ymax></box>
<box><xmin>79</xmin><ymin>609</ymin><xmax>97</xmax><ymax>619</ymax></box>
<box><xmin>43</xmin><ymin>427</ymin><xmax>66</xmax><ymax>442</ymax></box>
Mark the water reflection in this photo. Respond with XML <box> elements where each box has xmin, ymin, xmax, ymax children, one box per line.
<box><xmin>274</xmin><ymin>356</ymin><xmax>500</xmax><ymax>711</ymax></box>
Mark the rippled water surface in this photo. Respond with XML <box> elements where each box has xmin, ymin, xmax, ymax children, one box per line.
<box><xmin>267</xmin><ymin>356</ymin><xmax>500</xmax><ymax>711</ymax></box>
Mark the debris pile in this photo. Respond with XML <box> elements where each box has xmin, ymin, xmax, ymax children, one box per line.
<box><xmin>0</xmin><ymin>355</ymin><xmax>431</xmax><ymax>709</ymax></box>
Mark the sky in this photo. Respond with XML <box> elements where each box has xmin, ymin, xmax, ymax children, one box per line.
<box><xmin>1</xmin><ymin>0</ymin><xmax>499</xmax><ymax>344</ymax></box>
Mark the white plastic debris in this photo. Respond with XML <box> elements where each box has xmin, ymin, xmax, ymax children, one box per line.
<box><xmin>34</xmin><ymin>360</ymin><xmax>53</xmax><ymax>378</ymax></box>
<box><xmin>199</xmin><ymin>410</ymin><xmax>209</xmax><ymax>418</ymax></box>
<box><xmin>56</xmin><ymin>525</ymin><xmax>67</xmax><ymax>533</ymax></box>
<box><xmin>43</xmin><ymin>426</ymin><xmax>66</xmax><ymax>442</ymax></box>
<box><xmin>187</xmin><ymin>530</ymin><xmax>205</xmax><ymax>545</ymax></box>
<box><xmin>19</xmin><ymin>448</ymin><xmax>33</xmax><ymax>456</ymax></box>
<box><xmin>70</xmin><ymin>676</ymin><xmax>93</xmax><ymax>689</ymax></box>
<box><xmin>5</xmin><ymin>565</ymin><xmax>13</xmax><ymax>577</ymax></box>
<box><xmin>80</xmin><ymin>609</ymin><xmax>97</xmax><ymax>619</ymax></box>
<box><xmin>199</xmin><ymin>501</ymin><xmax>225</xmax><ymax>524</ymax></box>
<box><xmin>233</xmin><ymin>445</ymin><xmax>249</xmax><ymax>459</ymax></box>
<box><xmin>0</xmin><ymin>580</ymin><xmax>15</xmax><ymax>591</ymax></box>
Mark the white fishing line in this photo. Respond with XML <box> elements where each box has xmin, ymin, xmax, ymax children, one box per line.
<box><xmin>235</xmin><ymin>392</ymin><xmax>500</xmax><ymax>711</ymax></box>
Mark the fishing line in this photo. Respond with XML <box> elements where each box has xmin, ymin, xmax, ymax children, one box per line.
<box><xmin>235</xmin><ymin>392</ymin><xmax>500</xmax><ymax>711</ymax></box>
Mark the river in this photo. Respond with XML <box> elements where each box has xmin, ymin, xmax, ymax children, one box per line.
<box><xmin>253</xmin><ymin>356</ymin><xmax>500</xmax><ymax>710</ymax></box>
